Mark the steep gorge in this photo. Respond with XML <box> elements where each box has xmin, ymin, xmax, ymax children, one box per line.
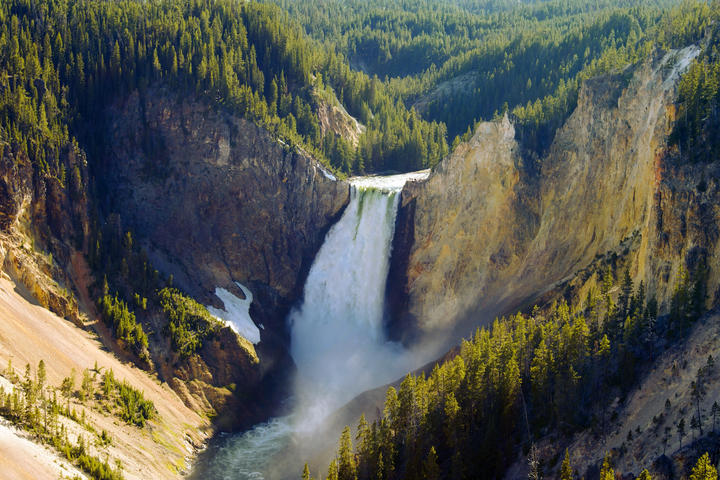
<box><xmin>388</xmin><ymin>46</ymin><xmax>717</xmax><ymax>354</ymax></box>
<box><xmin>95</xmin><ymin>87</ymin><xmax>350</xmax><ymax>424</ymax></box>
<box><xmin>0</xmin><ymin>82</ymin><xmax>352</xmax><ymax>476</ymax></box>
<box><xmin>2</xmin><ymin>34</ymin><xmax>720</xmax><ymax>480</ymax></box>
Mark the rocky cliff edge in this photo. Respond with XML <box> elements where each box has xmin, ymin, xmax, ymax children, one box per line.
<box><xmin>389</xmin><ymin>46</ymin><xmax>713</xmax><ymax>352</ymax></box>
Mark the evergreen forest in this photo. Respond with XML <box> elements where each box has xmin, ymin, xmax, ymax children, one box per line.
<box><xmin>2</xmin><ymin>0</ymin><xmax>720</xmax><ymax>478</ymax></box>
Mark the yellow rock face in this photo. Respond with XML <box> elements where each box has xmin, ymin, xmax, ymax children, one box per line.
<box><xmin>393</xmin><ymin>47</ymin><xmax>714</xmax><ymax>351</ymax></box>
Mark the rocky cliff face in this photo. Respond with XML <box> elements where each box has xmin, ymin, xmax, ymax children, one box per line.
<box><xmin>389</xmin><ymin>46</ymin><xmax>714</xmax><ymax>350</ymax></box>
<box><xmin>0</xmin><ymin>85</ymin><xmax>350</xmax><ymax>430</ymax></box>
<box><xmin>314</xmin><ymin>89</ymin><xmax>366</xmax><ymax>147</ymax></box>
<box><xmin>0</xmin><ymin>138</ymin><xmax>89</xmax><ymax>324</ymax></box>
<box><xmin>102</xmin><ymin>89</ymin><xmax>348</xmax><ymax>303</ymax></box>
<box><xmin>99</xmin><ymin>87</ymin><xmax>349</xmax><ymax>401</ymax></box>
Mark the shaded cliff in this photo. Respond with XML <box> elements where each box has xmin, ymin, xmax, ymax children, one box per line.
<box><xmin>0</xmin><ymin>137</ymin><xmax>89</xmax><ymax>324</ymax></box>
<box><xmin>101</xmin><ymin>88</ymin><xmax>348</xmax><ymax>304</ymax></box>
<box><xmin>0</xmin><ymin>82</ymin><xmax>350</xmax><ymax>432</ymax></box>
<box><xmin>389</xmin><ymin>46</ymin><xmax>713</xmax><ymax>350</ymax></box>
<box><xmin>98</xmin><ymin>87</ymin><xmax>349</xmax><ymax>414</ymax></box>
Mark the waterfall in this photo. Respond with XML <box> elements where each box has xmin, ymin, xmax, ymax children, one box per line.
<box><xmin>289</xmin><ymin>175</ymin><xmax>420</xmax><ymax>429</ymax></box>
<box><xmin>192</xmin><ymin>170</ymin><xmax>429</xmax><ymax>480</ymax></box>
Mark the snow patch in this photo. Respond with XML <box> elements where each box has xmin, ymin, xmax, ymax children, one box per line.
<box><xmin>207</xmin><ymin>282</ymin><xmax>261</xmax><ymax>344</ymax></box>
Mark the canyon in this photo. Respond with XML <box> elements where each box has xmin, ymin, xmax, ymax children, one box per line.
<box><xmin>1</xmin><ymin>42</ymin><xmax>719</xmax><ymax>479</ymax></box>
<box><xmin>389</xmin><ymin>46</ymin><xmax>718</xmax><ymax>353</ymax></box>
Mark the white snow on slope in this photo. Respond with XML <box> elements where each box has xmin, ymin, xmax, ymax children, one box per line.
<box><xmin>207</xmin><ymin>282</ymin><xmax>261</xmax><ymax>344</ymax></box>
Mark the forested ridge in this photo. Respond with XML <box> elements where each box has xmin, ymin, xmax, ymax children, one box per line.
<box><xmin>0</xmin><ymin>0</ymin><xmax>448</xmax><ymax>177</ymax></box>
<box><xmin>265</xmin><ymin>0</ymin><xmax>712</xmax><ymax>154</ymax></box>
<box><xmin>671</xmin><ymin>2</ymin><xmax>720</xmax><ymax>164</ymax></box>
<box><xmin>1</xmin><ymin>0</ymin><xmax>713</xmax><ymax>181</ymax></box>
<box><xmin>0</xmin><ymin>0</ymin><xmax>450</xmax><ymax>376</ymax></box>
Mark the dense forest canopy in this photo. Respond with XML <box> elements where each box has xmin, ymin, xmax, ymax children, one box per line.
<box><xmin>1</xmin><ymin>0</ymin><xmax>714</xmax><ymax>179</ymax></box>
<box><xmin>316</xmin><ymin>257</ymin><xmax>711</xmax><ymax>480</ymax></box>
<box><xmin>264</xmin><ymin>0</ymin><xmax>711</xmax><ymax>154</ymax></box>
<box><xmin>0</xmin><ymin>0</ymin><xmax>448</xmax><ymax>176</ymax></box>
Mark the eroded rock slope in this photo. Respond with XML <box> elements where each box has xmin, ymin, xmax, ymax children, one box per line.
<box><xmin>389</xmin><ymin>47</ymin><xmax>716</xmax><ymax>352</ymax></box>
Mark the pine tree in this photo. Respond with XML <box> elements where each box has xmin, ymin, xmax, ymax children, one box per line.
<box><xmin>690</xmin><ymin>453</ymin><xmax>718</xmax><ymax>480</ymax></box>
<box><xmin>423</xmin><ymin>446</ymin><xmax>440</xmax><ymax>480</ymax></box>
<box><xmin>711</xmin><ymin>401</ymin><xmax>720</xmax><ymax>432</ymax></box>
<box><xmin>678</xmin><ymin>417</ymin><xmax>686</xmax><ymax>448</ymax></box>
<box><xmin>37</xmin><ymin>360</ymin><xmax>46</xmax><ymax>391</ymax></box>
<box><xmin>337</xmin><ymin>426</ymin><xmax>357</xmax><ymax>480</ymax></box>
<box><xmin>599</xmin><ymin>453</ymin><xmax>614</xmax><ymax>480</ymax></box>
<box><xmin>560</xmin><ymin>448</ymin><xmax>573</xmax><ymax>480</ymax></box>
<box><xmin>302</xmin><ymin>462</ymin><xmax>312</xmax><ymax>480</ymax></box>
<box><xmin>636</xmin><ymin>469</ymin><xmax>652</xmax><ymax>480</ymax></box>
<box><xmin>691</xmin><ymin>415</ymin><xmax>701</xmax><ymax>440</ymax></box>
<box><xmin>619</xmin><ymin>269</ymin><xmax>633</xmax><ymax>319</ymax></box>
<box><xmin>326</xmin><ymin>459</ymin><xmax>339</xmax><ymax>480</ymax></box>
<box><xmin>691</xmin><ymin>379</ymin><xmax>706</xmax><ymax>436</ymax></box>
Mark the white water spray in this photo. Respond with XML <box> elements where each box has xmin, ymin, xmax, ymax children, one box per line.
<box><xmin>289</xmin><ymin>171</ymin><xmax>427</xmax><ymax>429</ymax></box>
<box><xmin>193</xmin><ymin>170</ymin><xmax>430</xmax><ymax>480</ymax></box>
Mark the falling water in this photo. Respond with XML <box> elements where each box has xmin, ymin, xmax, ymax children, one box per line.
<box><xmin>192</xmin><ymin>170</ymin><xmax>429</xmax><ymax>480</ymax></box>
<box><xmin>290</xmin><ymin>172</ymin><xmax>429</xmax><ymax>430</ymax></box>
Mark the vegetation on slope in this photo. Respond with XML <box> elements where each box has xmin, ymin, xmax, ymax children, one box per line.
<box><xmin>98</xmin><ymin>291</ymin><xmax>150</xmax><ymax>364</ymax></box>
<box><xmin>297</xmin><ymin>3</ymin><xmax>718</xmax><ymax>477</ymax></box>
<box><xmin>0</xmin><ymin>360</ymin><xmax>140</xmax><ymax>480</ymax></box>
<box><xmin>158</xmin><ymin>287</ymin><xmax>224</xmax><ymax>359</ymax></box>
<box><xmin>315</xmin><ymin>258</ymin><xmax>710</xmax><ymax>480</ymax></box>
<box><xmin>89</xmin><ymin>216</ymin><xmax>249</xmax><ymax>370</ymax></box>
<box><xmin>267</xmin><ymin>0</ymin><xmax>716</xmax><ymax>157</ymax></box>
<box><xmin>3</xmin><ymin>0</ymin><xmax>707</xmax><ymax>178</ymax></box>
<box><xmin>0</xmin><ymin>0</ymin><xmax>448</xmax><ymax>175</ymax></box>
<box><xmin>670</xmin><ymin>2</ymin><xmax>720</xmax><ymax>163</ymax></box>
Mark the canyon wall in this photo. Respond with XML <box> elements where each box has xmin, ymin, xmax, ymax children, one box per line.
<box><xmin>99</xmin><ymin>88</ymin><xmax>350</xmax><ymax>414</ymax></box>
<box><xmin>101</xmin><ymin>88</ymin><xmax>348</xmax><ymax>325</ymax></box>
<box><xmin>389</xmin><ymin>46</ymin><xmax>719</xmax><ymax>350</ymax></box>
<box><xmin>0</xmin><ymin>85</ymin><xmax>350</xmax><ymax>431</ymax></box>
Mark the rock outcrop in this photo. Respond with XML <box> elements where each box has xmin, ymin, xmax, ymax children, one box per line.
<box><xmin>99</xmin><ymin>88</ymin><xmax>350</xmax><ymax>413</ymax></box>
<box><xmin>1</xmin><ymin>85</ymin><xmax>350</xmax><ymax>430</ymax></box>
<box><xmin>314</xmin><ymin>88</ymin><xmax>366</xmax><ymax>147</ymax></box>
<box><xmin>102</xmin><ymin>89</ymin><xmax>348</xmax><ymax>309</ymax></box>
<box><xmin>389</xmin><ymin>46</ymin><xmax>715</xmax><ymax>351</ymax></box>
<box><xmin>0</xmin><ymin>138</ymin><xmax>89</xmax><ymax>324</ymax></box>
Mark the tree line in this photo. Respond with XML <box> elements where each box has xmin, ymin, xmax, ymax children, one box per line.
<box><xmin>312</xmin><ymin>258</ymin><xmax>710</xmax><ymax>480</ymax></box>
<box><xmin>0</xmin><ymin>0</ymin><xmax>449</xmax><ymax>176</ymax></box>
<box><xmin>267</xmin><ymin>0</ymin><xmax>717</xmax><ymax>158</ymax></box>
<box><xmin>670</xmin><ymin>1</ymin><xmax>720</xmax><ymax>164</ymax></box>
<box><xmin>88</xmin><ymin>215</ymin><xmax>239</xmax><ymax>371</ymax></box>
<box><xmin>0</xmin><ymin>359</ymin><xmax>132</xmax><ymax>480</ymax></box>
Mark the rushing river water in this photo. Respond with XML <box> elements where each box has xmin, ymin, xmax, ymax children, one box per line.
<box><xmin>192</xmin><ymin>171</ymin><xmax>430</xmax><ymax>480</ymax></box>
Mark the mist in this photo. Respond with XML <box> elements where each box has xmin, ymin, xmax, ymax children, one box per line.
<box><xmin>192</xmin><ymin>171</ymin><xmax>435</xmax><ymax>480</ymax></box>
